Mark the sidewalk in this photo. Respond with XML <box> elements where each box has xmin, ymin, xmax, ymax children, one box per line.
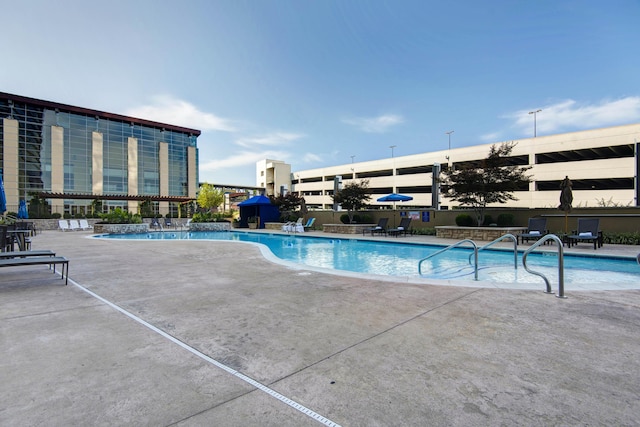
<box><xmin>1</xmin><ymin>230</ymin><xmax>639</xmax><ymax>426</ymax></box>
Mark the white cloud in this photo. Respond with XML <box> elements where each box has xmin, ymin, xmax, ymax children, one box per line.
<box><xmin>125</xmin><ymin>95</ymin><xmax>235</xmax><ymax>132</ymax></box>
<box><xmin>302</xmin><ymin>153</ymin><xmax>322</xmax><ymax>163</ymax></box>
<box><xmin>480</xmin><ymin>131</ymin><xmax>502</xmax><ymax>142</ymax></box>
<box><xmin>199</xmin><ymin>149</ymin><xmax>291</xmax><ymax>171</ymax></box>
<box><xmin>235</xmin><ymin>132</ymin><xmax>304</xmax><ymax>148</ymax></box>
<box><xmin>505</xmin><ymin>97</ymin><xmax>640</xmax><ymax>135</ymax></box>
<box><xmin>342</xmin><ymin>114</ymin><xmax>405</xmax><ymax>133</ymax></box>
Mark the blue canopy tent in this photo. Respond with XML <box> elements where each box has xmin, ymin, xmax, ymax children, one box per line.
<box><xmin>237</xmin><ymin>194</ymin><xmax>280</xmax><ymax>229</ymax></box>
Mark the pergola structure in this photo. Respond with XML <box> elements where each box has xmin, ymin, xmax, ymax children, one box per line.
<box><xmin>37</xmin><ymin>192</ymin><xmax>193</xmax><ymax>203</ymax></box>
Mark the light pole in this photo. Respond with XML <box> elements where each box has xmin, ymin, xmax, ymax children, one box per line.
<box><xmin>528</xmin><ymin>109</ymin><xmax>542</xmax><ymax>137</ymax></box>
<box><xmin>389</xmin><ymin>145</ymin><xmax>396</xmax><ymax>158</ymax></box>
<box><xmin>350</xmin><ymin>155</ymin><xmax>355</xmax><ymax>163</ymax></box>
<box><xmin>445</xmin><ymin>130</ymin><xmax>454</xmax><ymax>164</ymax></box>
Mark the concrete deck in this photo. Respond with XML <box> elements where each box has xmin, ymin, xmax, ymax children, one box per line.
<box><xmin>1</xmin><ymin>230</ymin><xmax>639</xmax><ymax>426</ymax></box>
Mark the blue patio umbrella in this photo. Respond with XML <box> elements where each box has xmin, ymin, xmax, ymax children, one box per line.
<box><xmin>377</xmin><ymin>193</ymin><xmax>413</xmax><ymax>226</ymax></box>
<box><xmin>377</xmin><ymin>193</ymin><xmax>414</xmax><ymax>203</ymax></box>
<box><xmin>0</xmin><ymin>173</ymin><xmax>7</xmax><ymax>214</ymax></box>
<box><xmin>18</xmin><ymin>199</ymin><xmax>29</xmax><ymax>219</ymax></box>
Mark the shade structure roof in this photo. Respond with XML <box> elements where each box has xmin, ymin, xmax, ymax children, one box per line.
<box><xmin>377</xmin><ymin>193</ymin><xmax>414</xmax><ymax>202</ymax></box>
<box><xmin>238</xmin><ymin>194</ymin><xmax>272</xmax><ymax>206</ymax></box>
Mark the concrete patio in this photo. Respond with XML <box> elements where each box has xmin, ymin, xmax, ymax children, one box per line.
<box><xmin>1</xmin><ymin>230</ymin><xmax>639</xmax><ymax>426</ymax></box>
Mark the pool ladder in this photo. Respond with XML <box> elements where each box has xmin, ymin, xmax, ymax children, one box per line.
<box><xmin>418</xmin><ymin>233</ymin><xmax>566</xmax><ymax>298</ymax></box>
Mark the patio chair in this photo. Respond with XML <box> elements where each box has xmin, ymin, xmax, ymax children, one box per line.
<box><xmin>388</xmin><ymin>217</ymin><xmax>412</xmax><ymax>237</ymax></box>
<box><xmin>58</xmin><ymin>220</ymin><xmax>71</xmax><ymax>232</ymax></box>
<box><xmin>517</xmin><ymin>218</ymin><xmax>548</xmax><ymax>244</ymax></box>
<box><xmin>79</xmin><ymin>219</ymin><xmax>93</xmax><ymax>230</ymax></box>
<box><xmin>150</xmin><ymin>217</ymin><xmax>162</xmax><ymax>230</ymax></box>
<box><xmin>14</xmin><ymin>222</ymin><xmax>32</xmax><ymax>250</ymax></box>
<box><xmin>69</xmin><ymin>219</ymin><xmax>81</xmax><ymax>231</ymax></box>
<box><xmin>0</xmin><ymin>225</ymin><xmax>10</xmax><ymax>252</ymax></box>
<box><xmin>164</xmin><ymin>217</ymin><xmax>175</xmax><ymax>229</ymax></box>
<box><xmin>303</xmin><ymin>217</ymin><xmax>316</xmax><ymax>230</ymax></box>
<box><xmin>567</xmin><ymin>218</ymin><xmax>602</xmax><ymax>250</ymax></box>
<box><xmin>363</xmin><ymin>218</ymin><xmax>389</xmax><ymax>236</ymax></box>
<box><xmin>282</xmin><ymin>218</ymin><xmax>304</xmax><ymax>233</ymax></box>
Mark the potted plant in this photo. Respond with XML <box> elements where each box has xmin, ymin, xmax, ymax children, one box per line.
<box><xmin>248</xmin><ymin>216</ymin><xmax>258</xmax><ymax>229</ymax></box>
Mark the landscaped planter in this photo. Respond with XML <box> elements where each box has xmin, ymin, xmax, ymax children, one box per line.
<box><xmin>435</xmin><ymin>226</ymin><xmax>527</xmax><ymax>241</ymax></box>
<box><xmin>188</xmin><ymin>222</ymin><xmax>231</xmax><ymax>232</ymax></box>
<box><xmin>93</xmin><ymin>223</ymin><xmax>149</xmax><ymax>234</ymax></box>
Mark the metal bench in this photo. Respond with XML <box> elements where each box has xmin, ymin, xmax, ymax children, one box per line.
<box><xmin>0</xmin><ymin>250</ymin><xmax>56</xmax><ymax>259</ymax></box>
<box><xmin>0</xmin><ymin>256</ymin><xmax>69</xmax><ymax>285</ymax></box>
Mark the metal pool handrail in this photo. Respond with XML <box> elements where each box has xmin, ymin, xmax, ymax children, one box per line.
<box><xmin>418</xmin><ymin>239</ymin><xmax>479</xmax><ymax>280</ymax></box>
<box><xmin>468</xmin><ymin>233</ymin><xmax>518</xmax><ymax>270</ymax></box>
<box><xmin>522</xmin><ymin>234</ymin><xmax>566</xmax><ymax>298</ymax></box>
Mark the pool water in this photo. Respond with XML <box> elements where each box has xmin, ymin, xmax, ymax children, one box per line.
<box><xmin>95</xmin><ymin>231</ymin><xmax>640</xmax><ymax>289</ymax></box>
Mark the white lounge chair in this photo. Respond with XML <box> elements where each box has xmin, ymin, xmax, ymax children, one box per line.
<box><xmin>282</xmin><ymin>218</ymin><xmax>304</xmax><ymax>233</ymax></box>
<box><xmin>69</xmin><ymin>219</ymin><xmax>81</xmax><ymax>231</ymax></box>
<box><xmin>79</xmin><ymin>219</ymin><xmax>93</xmax><ymax>230</ymax></box>
<box><xmin>58</xmin><ymin>220</ymin><xmax>71</xmax><ymax>232</ymax></box>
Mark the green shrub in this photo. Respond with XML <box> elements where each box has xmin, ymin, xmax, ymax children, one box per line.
<box><xmin>483</xmin><ymin>214</ymin><xmax>494</xmax><ymax>226</ymax></box>
<box><xmin>100</xmin><ymin>208</ymin><xmax>142</xmax><ymax>224</ymax></box>
<box><xmin>414</xmin><ymin>227</ymin><xmax>437</xmax><ymax>235</ymax></box>
<box><xmin>340</xmin><ymin>214</ymin><xmax>350</xmax><ymax>224</ymax></box>
<box><xmin>602</xmin><ymin>231</ymin><xmax>640</xmax><ymax>245</ymax></box>
<box><xmin>51</xmin><ymin>212</ymin><xmax>62</xmax><ymax>219</ymax></box>
<box><xmin>455</xmin><ymin>214</ymin><xmax>474</xmax><ymax>226</ymax></box>
<box><xmin>497</xmin><ymin>213</ymin><xmax>514</xmax><ymax>226</ymax></box>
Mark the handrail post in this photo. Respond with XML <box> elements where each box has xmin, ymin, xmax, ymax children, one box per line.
<box><xmin>522</xmin><ymin>234</ymin><xmax>567</xmax><ymax>298</ymax></box>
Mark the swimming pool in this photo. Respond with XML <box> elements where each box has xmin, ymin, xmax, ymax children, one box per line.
<box><xmin>94</xmin><ymin>231</ymin><xmax>640</xmax><ymax>290</ymax></box>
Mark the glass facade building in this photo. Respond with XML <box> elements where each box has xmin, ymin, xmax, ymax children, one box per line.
<box><xmin>0</xmin><ymin>92</ymin><xmax>200</xmax><ymax>216</ymax></box>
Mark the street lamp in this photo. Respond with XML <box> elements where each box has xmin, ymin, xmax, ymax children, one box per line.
<box><xmin>389</xmin><ymin>145</ymin><xmax>396</xmax><ymax>158</ymax></box>
<box><xmin>528</xmin><ymin>109</ymin><xmax>542</xmax><ymax>137</ymax></box>
<box><xmin>445</xmin><ymin>130</ymin><xmax>454</xmax><ymax>163</ymax></box>
<box><xmin>350</xmin><ymin>155</ymin><xmax>355</xmax><ymax>163</ymax></box>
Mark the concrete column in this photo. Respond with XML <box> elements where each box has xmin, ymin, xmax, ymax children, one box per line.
<box><xmin>159</xmin><ymin>141</ymin><xmax>168</xmax><ymax>215</ymax></box>
<box><xmin>127</xmin><ymin>137</ymin><xmax>138</xmax><ymax>213</ymax></box>
<box><xmin>187</xmin><ymin>145</ymin><xmax>197</xmax><ymax>199</ymax></box>
<box><xmin>51</xmin><ymin>125</ymin><xmax>64</xmax><ymax>214</ymax></box>
<box><xmin>2</xmin><ymin>118</ymin><xmax>19</xmax><ymax>211</ymax></box>
<box><xmin>92</xmin><ymin>132</ymin><xmax>103</xmax><ymax>195</ymax></box>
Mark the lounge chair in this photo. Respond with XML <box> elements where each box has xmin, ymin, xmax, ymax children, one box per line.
<box><xmin>0</xmin><ymin>256</ymin><xmax>69</xmax><ymax>285</ymax></box>
<box><xmin>388</xmin><ymin>217</ymin><xmax>412</xmax><ymax>237</ymax></box>
<box><xmin>79</xmin><ymin>219</ymin><xmax>93</xmax><ymax>230</ymax></box>
<box><xmin>164</xmin><ymin>217</ymin><xmax>175</xmax><ymax>229</ymax></box>
<box><xmin>150</xmin><ymin>217</ymin><xmax>162</xmax><ymax>230</ymax></box>
<box><xmin>282</xmin><ymin>218</ymin><xmax>304</xmax><ymax>233</ymax></box>
<box><xmin>363</xmin><ymin>218</ymin><xmax>389</xmax><ymax>236</ymax></box>
<box><xmin>303</xmin><ymin>217</ymin><xmax>316</xmax><ymax>230</ymax></box>
<box><xmin>567</xmin><ymin>218</ymin><xmax>602</xmax><ymax>249</ymax></box>
<box><xmin>0</xmin><ymin>250</ymin><xmax>56</xmax><ymax>259</ymax></box>
<box><xmin>518</xmin><ymin>218</ymin><xmax>548</xmax><ymax>244</ymax></box>
<box><xmin>58</xmin><ymin>219</ymin><xmax>71</xmax><ymax>232</ymax></box>
<box><xmin>69</xmin><ymin>219</ymin><xmax>81</xmax><ymax>231</ymax></box>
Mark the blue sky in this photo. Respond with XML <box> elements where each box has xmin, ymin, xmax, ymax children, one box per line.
<box><xmin>2</xmin><ymin>0</ymin><xmax>639</xmax><ymax>186</ymax></box>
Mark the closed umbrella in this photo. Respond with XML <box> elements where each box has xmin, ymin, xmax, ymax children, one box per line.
<box><xmin>558</xmin><ymin>176</ymin><xmax>573</xmax><ymax>234</ymax></box>
<box><xmin>377</xmin><ymin>193</ymin><xmax>413</xmax><ymax>226</ymax></box>
<box><xmin>18</xmin><ymin>200</ymin><xmax>29</xmax><ymax>219</ymax></box>
<box><xmin>0</xmin><ymin>173</ymin><xmax>7</xmax><ymax>214</ymax></box>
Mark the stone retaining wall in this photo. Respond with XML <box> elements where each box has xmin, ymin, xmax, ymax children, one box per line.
<box><xmin>436</xmin><ymin>226</ymin><xmax>527</xmax><ymax>241</ymax></box>
<box><xmin>187</xmin><ymin>222</ymin><xmax>231</xmax><ymax>232</ymax></box>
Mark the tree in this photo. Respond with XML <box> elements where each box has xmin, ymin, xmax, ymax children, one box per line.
<box><xmin>332</xmin><ymin>179</ymin><xmax>371</xmax><ymax>223</ymax></box>
<box><xmin>440</xmin><ymin>142</ymin><xmax>532</xmax><ymax>226</ymax></box>
<box><xmin>197</xmin><ymin>183</ymin><xmax>224</xmax><ymax>212</ymax></box>
<box><xmin>270</xmin><ymin>192</ymin><xmax>304</xmax><ymax>221</ymax></box>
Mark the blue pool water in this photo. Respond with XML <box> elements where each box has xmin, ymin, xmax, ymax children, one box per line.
<box><xmin>94</xmin><ymin>231</ymin><xmax>640</xmax><ymax>289</ymax></box>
